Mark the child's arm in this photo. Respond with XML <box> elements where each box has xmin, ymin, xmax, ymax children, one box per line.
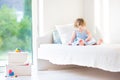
<box><xmin>68</xmin><ymin>31</ymin><xmax>76</xmax><ymax>45</ymax></box>
<box><xmin>85</xmin><ymin>29</ymin><xmax>92</xmax><ymax>42</ymax></box>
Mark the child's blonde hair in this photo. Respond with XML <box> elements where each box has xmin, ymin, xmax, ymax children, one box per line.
<box><xmin>74</xmin><ymin>18</ymin><xmax>86</xmax><ymax>28</ymax></box>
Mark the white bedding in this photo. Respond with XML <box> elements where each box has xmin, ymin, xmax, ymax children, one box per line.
<box><xmin>38</xmin><ymin>44</ymin><xmax>120</xmax><ymax>72</ymax></box>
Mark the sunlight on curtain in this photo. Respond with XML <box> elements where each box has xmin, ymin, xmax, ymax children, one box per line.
<box><xmin>102</xmin><ymin>0</ymin><xmax>110</xmax><ymax>43</ymax></box>
<box><xmin>94</xmin><ymin>0</ymin><xmax>101</xmax><ymax>30</ymax></box>
<box><xmin>39</xmin><ymin>0</ymin><xmax>44</xmax><ymax>36</ymax></box>
<box><xmin>94</xmin><ymin>0</ymin><xmax>110</xmax><ymax>43</ymax></box>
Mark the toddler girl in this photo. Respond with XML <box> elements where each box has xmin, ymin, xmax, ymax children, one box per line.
<box><xmin>68</xmin><ymin>18</ymin><xmax>103</xmax><ymax>46</ymax></box>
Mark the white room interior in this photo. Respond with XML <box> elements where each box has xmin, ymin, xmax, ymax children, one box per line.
<box><xmin>32</xmin><ymin>0</ymin><xmax>120</xmax><ymax>71</ymax></box>
<box><xmin>1</xmin><ymin>0</ymin><xmax>120</xmax><ymax>80</ymax></box>
<box><xmin>35</xmin><ymin>0</ymin><xmax>120</xmax><ymax>72</ymax></box>
<box><xmin>37</xmin><ymin>0</ymin><xmax>120</xmax><ymax>44</ymax></box>
<box><xmin>33</xmin><ymin>0</ymin><xmax>120</xmax><ymax>79</ymax></box>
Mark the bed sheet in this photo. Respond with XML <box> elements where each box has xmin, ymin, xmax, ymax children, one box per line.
<box><xmin>38</xmin><ymin>44</ymin><xmax>120</xmax><ymax>72</ymax></box>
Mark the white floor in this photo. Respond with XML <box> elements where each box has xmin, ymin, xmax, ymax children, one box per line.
<box><xmin>1</xmin><ymin>66</ymin><xmax>120</xmax><ymax>80</ymax></box>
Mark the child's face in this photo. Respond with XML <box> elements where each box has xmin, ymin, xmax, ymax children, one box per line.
<box><xmin>78</xmin><ymin>25</ymin><xmax>83</xmax><ymax>29</ymax></box>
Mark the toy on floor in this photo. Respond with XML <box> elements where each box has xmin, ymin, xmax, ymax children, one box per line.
<box><xmin>9</xmin><ymin>69</ymin><xmax>14</xmax><ymax>76</ymax></box>
<box><xmin>5</xmin><ymin>69</ymin><xmax>18</xmax><ymax>78</ymax></box>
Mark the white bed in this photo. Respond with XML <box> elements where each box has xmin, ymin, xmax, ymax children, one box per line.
<box><xmin>38</xmin><ymin>44</ymin><xmax>120</xmax><ymax>72</ymax></box>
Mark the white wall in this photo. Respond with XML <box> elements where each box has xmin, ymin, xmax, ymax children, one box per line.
<box><xmin>39</xmin><ymin>0</ymin><xmax>83</xmax><ymax>35</ymax></box>
<box><xmin>109</xmin><ymin>0</ymin><xmax>120</xmax><ymax>43</ymax></box>
<box><xmin>83</xmin><ymin>0</ymin><xmax>95</xmax><ymax>32</ymax></box>
<box><xmin>83</xmin><ymin>0</ymin><xmax>103</xmax><ymax>40</ymax></box>
<box><xmin>39</xmin><ymin>0</ymin><xmax>120</xmax><ymax>43</ymax></box>
<box><xmin>83</xmin><ymin>0</ymin><xmax>102</xmax><ymax>39</ymax></box>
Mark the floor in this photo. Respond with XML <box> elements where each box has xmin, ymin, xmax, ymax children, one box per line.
<box><xmin>0</xmin><ymin>66</ymin><xmax>120</xmax><ymax>80</ymax></box>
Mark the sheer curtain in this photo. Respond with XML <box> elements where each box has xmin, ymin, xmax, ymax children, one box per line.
<box><xmin>94</xmin><ymin>0</ymin><xmax>110</xmax><ymax>43</ymax></box>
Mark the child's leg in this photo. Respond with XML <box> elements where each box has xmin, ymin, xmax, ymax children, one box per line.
<box><xmin>96</xmin><ymin>39</ymin><xmax>103</xmax><ymax>45</ymax></box>
<box><xmin>79</xmin><ymin>39</ymin><xmax>85</xmax><ymax>46</ymax></box>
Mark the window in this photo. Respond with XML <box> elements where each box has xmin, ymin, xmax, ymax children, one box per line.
<box><xmin>0</xmin><ymin>0</ymin><xmax>32</xmax><ymax>64</ymax></box>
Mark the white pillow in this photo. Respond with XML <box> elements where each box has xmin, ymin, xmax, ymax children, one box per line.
<box><xmin>56</xmin><ymin>24</ymin><xmax>76</xmax><ymax>44</ymax></box>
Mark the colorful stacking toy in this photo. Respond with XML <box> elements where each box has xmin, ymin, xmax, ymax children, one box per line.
<box><xmin>5</xmin><ymin>69</ymin><xmax>18</xmax><ymax>78</ymax></box>
<box><xmin>15</xmin><ymin>48</ymin><xmax>21</xmax><ymax>52</ymax></box>
<box><xmin>8</xmin><ymin>69</ymin><xmax>14</xmax><ymax>77</ymax></box>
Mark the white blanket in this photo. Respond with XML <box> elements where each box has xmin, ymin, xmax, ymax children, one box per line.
<box><xmin>38</xmin><ymin>44</ymin><xmax>120</xmax><ymax>72</ymax></box>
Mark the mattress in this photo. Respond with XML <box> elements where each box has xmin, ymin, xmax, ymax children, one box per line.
<box><xmin>38</xmin><ymin>44</ymin><xmax>120</xmax><ymax>72</ymax></box>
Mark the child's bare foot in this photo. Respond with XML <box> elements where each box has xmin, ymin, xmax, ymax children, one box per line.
<box><xmin>79</xmin><ymin>39</ymin><xmax>85</xmax><ymax>46</ymax></box>
<box><xmin>97</xmin><ymin>39</ymin><xmax>103</xmax><ymax>45</ymax></box>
